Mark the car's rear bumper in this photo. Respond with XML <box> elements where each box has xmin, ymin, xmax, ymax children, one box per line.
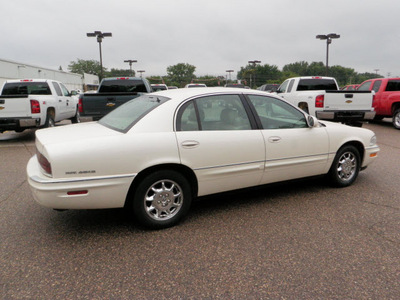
<box><xmin>0</xmin><ymin>117</ymin><xmax>40</xmax><ymax>131</ymax></box>
<box><xmin>316</xmin><ymin>111</ymin><xmax>376</xmax><ymax>122</ymax></box>
<box><xmin>27</xmin><ymin>156</ymin><xmax>135</xmax><ymax>210</ymax></box>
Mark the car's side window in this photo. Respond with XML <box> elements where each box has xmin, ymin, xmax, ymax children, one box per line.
<box><xmin>276</xmin><ymin>80</ymin><xmax>289</xmax><ymax>93</ymax></box>
<box><xmin>60</xmin><ymin>83</ymin><xmax>70</xmax><ymax>96</ymax></box>
<box><xmin>248</xmin><ymin>95</ymin><xmax>307</xmax><ymax>129</ymax></box>
<box><xmin>357</xmin><ymin>81</ymin><xmax>372</xmax><ymax>91</ymax></box>
<box><xmin>287</xmin><ymin>79</ymin><xmax>295</xmax><ymax>93</ymax></box>
<box><xmin>371</xmin><ymin>80</ymin><xmax>382</xmax><ymax>92</ymax></box>
<box><xmin>52</xmin><ymin>82</ymin><xmax>63</xmax><ymax>96</ymax></box>
<box><xmin>178</xmin><ymin>102</ymin><xmax>200</xmax><ymax>131</ymax></box>
<box><xmin>177</xmin><ymin>95</ymin><xmax>252</xmax><ymax>131</ymax></box>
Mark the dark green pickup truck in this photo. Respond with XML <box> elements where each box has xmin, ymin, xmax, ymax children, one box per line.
<box><xmin>79</xmin><ymin>77</ymin><xmax>152</xmax><ymax>121</ymax></box>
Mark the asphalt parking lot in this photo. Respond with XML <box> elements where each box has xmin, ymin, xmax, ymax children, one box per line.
<box><xmin>1</xmin><ymin>120</ymin><xmax>399</xmax><ymax>299</ymax></box>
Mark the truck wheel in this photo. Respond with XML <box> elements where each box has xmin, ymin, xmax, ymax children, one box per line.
<box><xmin>71</xmin><ymin>109</ymin><xmax>81</xmax><ymax>124</ymax></box>
<box><xmin>392</xmin><ymin>109</ymin><xmax>400</xmax><ymax>129</ymax></box>
<box><xmin>131</xmin><ymin>170</ymin><xmax>192</xmax><ymax>229</ymax></box>
<box><xmin>44</xmin><ymin>114</ymin><xmax>55</xmax><ymax>128</ymax></box>
<box><xmin>328</xmin><ymin>145</ymin><xmax>360</xmax><ymax>187</ymax></box>
<box><xmin>373</xmin><ymin>115</ymin><xmax>384</xmax><ymax>121</ymax></box>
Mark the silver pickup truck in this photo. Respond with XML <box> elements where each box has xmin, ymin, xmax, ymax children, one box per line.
<box><xmin>275</xmin><ymin>76</ymin><xmax>375</xmax><ymax>126</ymax></box>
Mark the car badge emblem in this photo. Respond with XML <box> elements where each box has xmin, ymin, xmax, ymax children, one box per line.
<box><xmin>345</xmin><ymin>100</ymin><xmax>353</xmax><ymax>104</ymax></box>
<box><xmin>106</xmin><ymin>103</ymin><xmax>115</xmax><ymax>107</ymax></box>
<box><xmin>0</xmin><ymin>106</ymin><xmax>4</xmax><ymax>110</ymax></box>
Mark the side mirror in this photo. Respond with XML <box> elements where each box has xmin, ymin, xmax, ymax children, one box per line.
<box><xmin>307</xmin><ymin>115</ymin><xmax>316</xmax><ymax>127</ymax></box>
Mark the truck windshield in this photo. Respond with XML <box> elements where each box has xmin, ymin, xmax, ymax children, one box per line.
<box><xmin>297</xmin><ymin>79</ymin><xmax>338</xmax><ymax>91</ymax></box>
<box><xmin>99</xmin><ymin>94</ymin><xmax>169</xmax><ymax>132</ymax></box>
<box><xmin>99</xmin><ymin>79</ymin><xmax>148</xmax><ymax>93</ymax></box>
<box><xmin>1</xmin><ymin>82</ymin><xmax>51</xmax><ymax>95</ymax></box>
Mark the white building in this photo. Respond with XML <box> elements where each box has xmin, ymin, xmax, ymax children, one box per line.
<box><xmin>0</xmin><ymin>58</ymin><xmax>99</xmax><ymax>92</ymax></box>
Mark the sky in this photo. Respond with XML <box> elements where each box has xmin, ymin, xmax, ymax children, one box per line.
<box><xmin>2</xmin><ymin>0</ymin><xmax>400</xmax><ymax>79</ymax></box>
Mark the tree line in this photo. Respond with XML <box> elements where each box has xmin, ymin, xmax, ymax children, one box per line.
<box><xmin>68</xmin><ymin>59</ymin><xmax>382</xmax><ymax>88</ymax></box>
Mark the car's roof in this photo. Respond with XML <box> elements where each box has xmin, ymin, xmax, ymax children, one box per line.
<box><xmin>149</xmin><ymin>87</ymin><xmax>277</xmax><ymax>103</ymax></box>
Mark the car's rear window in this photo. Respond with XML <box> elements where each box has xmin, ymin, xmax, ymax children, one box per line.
<box><xmin>99</xmin><ymin>94</ymin><xmax>169</xmax><ymax>132</ymax></box>
<box><xmin>99</xmin><ymin>79</ymin><xmax>148</xmax><ymax>93</ymax></box>
<box><xmin>296</xmin><ymin>79</ymin><xmax>338</xmax><ymax>91</ymax></box>
<box><xmin>1</xmin><ymin>82</ymin><xmax>51</xmax><ymax>95</ymax></box>
<box><xmin>385</xmin><ymin>80</ymin><xmax>400</xmax><ymax>91</ymax></box>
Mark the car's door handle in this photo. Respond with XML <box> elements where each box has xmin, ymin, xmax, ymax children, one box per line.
<box><xmin>181</xmin><ymin>140</ymin><xmax>200</xmax><ymax>148</ymax></box>
<box><xmin>268</xmin><ymin>136</ymin><xmax>281</xmax><ymax>143</ymax></box>
<box><xmin>59</xmin><ymin>99</ymin><xmax>62</xmax><ymax>102</ymax></box>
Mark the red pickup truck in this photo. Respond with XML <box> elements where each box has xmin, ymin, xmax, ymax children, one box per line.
<box><xmin>358</xmin><ymin>78</ymin><xmax>400</xmax><ymax>129</ymax></box>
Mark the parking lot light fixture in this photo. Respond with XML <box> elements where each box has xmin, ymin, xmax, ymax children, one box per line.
<box><xmin>124</xmin><ymin>60</ymin><xmax>137</xmax><ymax>76</ymax></box>
<box><xmin>87</xmin><ymin>31</ymin><xmax>112</xmax><ymax>80</ymax></box>
<box><xmin>226</xmin><ymin>70</ymin><xmax>234</xmax><ymax>84</ymax></box>
<box><xmin>137</xmin><ymin>70</ymin><xmax>145</xmax><ymax>78</ymax></box>
<box><xmin>316</xmin><ymin>33</ymin><xmax>340</xmax><ymax>76</ymax></box>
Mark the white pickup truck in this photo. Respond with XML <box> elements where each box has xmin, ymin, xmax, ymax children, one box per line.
<box><xmin>0</xmin><ymin>79</ymin><xmax>80</xmax><ymax>133</ymax></box>
<box><xmin>275</xmin><ymin>76</ymin><xmax>375</xmax><ymax>126</ymax></box>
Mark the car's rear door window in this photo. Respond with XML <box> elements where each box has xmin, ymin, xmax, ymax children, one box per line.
<box><xmin>178</xmin><ymin>95</ymin><xmax>252</xmax><ymax>131</ymax></box>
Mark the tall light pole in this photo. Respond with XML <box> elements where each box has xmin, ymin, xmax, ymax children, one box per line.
<box><xmin>226</xmin><ymin>70</ymin><xmax>234</xmax><ymax>84</ymax></box>
<box><xmin>248</xmin><ymin>60</ymin><xmax>261</xmax><ymax>88</ymax></box>
<box><xmin>87</xmin><ymin>31</ymin><xmax>112</xmax><ymax>80</ymax></box>
<box><xmin>137</xmin><ymin>70</ymin><xmax>145</xmax><ymax>78</ymax></box>
<box><xmin>124</xmin><ymin>59</ymin><xmax>137</xmax><ymax>76</ymax></box>
<box><xmin>316</xmin><ymin>33</ymin><xmax>340</xmax><ymax>76</ymax></box>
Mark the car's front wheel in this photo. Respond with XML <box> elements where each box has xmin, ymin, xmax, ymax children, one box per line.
<box><xmin>328</xmin><ymin>145</ymin><xmax>360</xmax><ymax>187</ymax></box>
<box><xmin>131</xmin><ymin>170</ymin><xmax>192</xmax><ymax>229</ymax></box>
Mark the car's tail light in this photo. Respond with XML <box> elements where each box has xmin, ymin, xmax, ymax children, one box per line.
<box><xmin>30</xmin><ymin>100</ymin><xmax>41</xmax><ymax>114</ymax></box>
<box><xmin>315</xmin><ymin>95</ymin><xmax>324</xmax><ymax>108</ymax></box>
<box><xmin>67</xmin><ymin>190</ymin><xmax>88</xmax><ymax>196</ymax></box>
<box><xmin>37</xmin><ymin>150</ymin><xmax>52</xmax><ymax>177</ymax></box>
<box><xmin>78</xmin><ymin>97</ymin><xmax>83</xmax><ymax>113</ymax></box>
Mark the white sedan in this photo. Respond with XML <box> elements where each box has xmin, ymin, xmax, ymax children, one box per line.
<box><xmin>27</xmin><ymin>88</ymin><xmax>380</xmax><ymax>228</ymax></box>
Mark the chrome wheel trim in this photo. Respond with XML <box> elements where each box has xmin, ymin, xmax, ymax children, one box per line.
<box><xmin>394</xmin><ymin>111</ymin><xmax>400</xmax><ymax>128</ymax></box>
<box><xmin>75</xmin><ymin>111</ymin><xmax>81</xmax><ymax>123</ymax></box>
<box><xmin>48</xmin><ymin>118</ymin><xmax>55</xmax><ymax>127</ymax></box>
<box><xmin>144</xmin><ymin>179</ymin><xmax>183</xmax><ymax>221</ymax></box>
<box><xmin>336</xmin><ymin>151</ymin><xmax>357</xmax><ymax>181</ymax></box>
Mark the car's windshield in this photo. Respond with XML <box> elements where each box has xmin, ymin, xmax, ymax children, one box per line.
<box><xmin>99</xmin><ymin>94</ymin><xmax>169</xmax><ymax>132</ymax></box>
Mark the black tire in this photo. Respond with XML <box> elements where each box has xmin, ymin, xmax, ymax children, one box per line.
<box><xmin>328</xmin><ymin>145</ymin><xmax>360</xmax><ymax>187</ymax></box>
<box><xmin>131</xmin><ymin>170</ymin><xmax>192</xmax><ymax>229</ymax></box>
<box><xmin>392</xmin><ymin>109</ymin><xmax>400</xmax><ymax>130</ymax></box>
<box><xmin>44</xmin><ymin>113</ymin><xmax>55</xmax><ymax>128</ymax></box>
<box><xmin>373</xmin><ymin>115</ymin><xmax>384</xmax><ymax>121</ymax></box>
<box><xmin>71</xmin><ymin>109</ymin><xmax>81</xmax><ymax>124</ymax></box>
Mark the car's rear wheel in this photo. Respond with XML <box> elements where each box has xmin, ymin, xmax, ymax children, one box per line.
<box><xmin>131</xmin><ymin>170</ymin><xmax>192</xmax><ymax>229</ymax></box>
<box><xmin>44</xmin><ymin>113</ymin><xmax>55</xmax><ymax>128</ymax></box>
<box><xmin>392</xmin><ymin>109</ymin><xmax>400</xmax><ymax>129</ymax></box>
<box><xmin>328</xmin><ymin>145</ymin><xmax>360</xmax><ymax>187</ymax></box>
<box><xmin>71</xmin><ymin>108</ymin><xmax>81</xmax><ymax>124</ymax></box>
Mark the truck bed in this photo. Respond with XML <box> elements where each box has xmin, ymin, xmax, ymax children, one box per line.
<box><xmin>80</xmin><ymin>93</ymin><xmax>142</xmax><ymax>120</ymax></box>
